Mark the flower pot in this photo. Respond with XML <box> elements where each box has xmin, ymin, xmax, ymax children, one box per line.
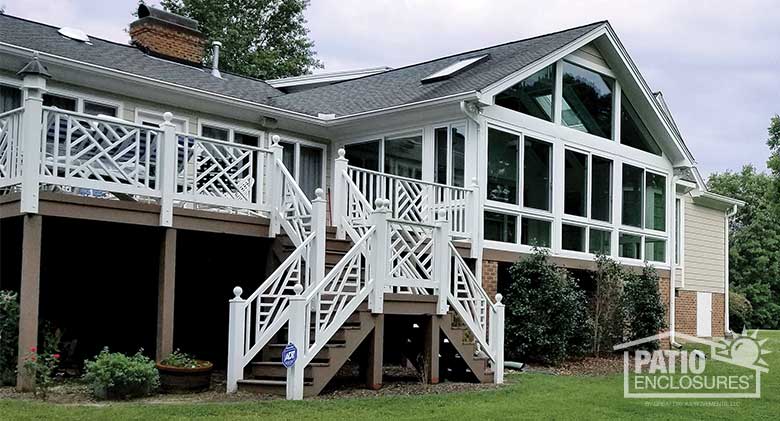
<box><xmin>156</xmin><ymin>360</ymin><xmax>213</xmax><ymax>393</ymax></box>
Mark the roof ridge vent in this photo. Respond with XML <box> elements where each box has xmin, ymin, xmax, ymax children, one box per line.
<box><xmin>58</xmin><ymin>27</ymin><xmax>91</xmax><ymax>43</ymax></box>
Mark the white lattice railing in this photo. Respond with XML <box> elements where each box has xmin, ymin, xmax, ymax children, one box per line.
<box><xmin>345</xmin><ymin>165</ymin><xmax>474</xmax><ymax>238</ymax></box>
<box><xmin>40</xmin><ymin>108</ymin><xmax>162</xmax><ymax>198</ymax></box>
<box><xmin>341</xmin><ymin>169</ymin><xmax>374</xmax><ymax>242</ymax></box>
<box><xmin>174</xmin><ymin>133</ymin><xmax>272</xmax><ymax>213</ymax></box>
<box><xmin>275</xmin><ymin>158</ymin><xmax>313</xmax><ymax>245</ymax></box>
<box><xmin>387</xmin><ymin>219</ymin><xmax>437</xmax><ymax>295</ymax></box>
<box><xmin>0</xmin><ymin>107</ymin><xmax>24</xmax><ymax>189</ymax></box>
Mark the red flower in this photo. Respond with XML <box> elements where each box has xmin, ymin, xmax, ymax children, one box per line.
<box><xmin>53</xmin><ymin>354</ymin><xmax>60</xmax><ymax>359</ymax></box>
<box><xmin>30</xmin><ymin>347</ymin><xmax>36</xmax><ymax>353</ymax></box>
<box><xmin>30</xmin><ymin>355</ymin><xmax>36</xmax><ymax>362</ymax></box>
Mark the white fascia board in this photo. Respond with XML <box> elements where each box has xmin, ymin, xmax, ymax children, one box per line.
<box><xmin>0</xmin><ymin>41</ymin><xmax>326</xmax><ymax>126</ymax></box>
<box><xmin>690</xmin><ymin>190</ymin><xmax>745</xmax><ymax>209</ymax></box>
<box><xmin>327</xmin><ymin>91</ymin><xmax>479</xmax><ymax>125</ymax></box>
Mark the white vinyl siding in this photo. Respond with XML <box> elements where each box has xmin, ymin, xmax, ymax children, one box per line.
<box><xmin>681</xmin><ymin>195</ymin><xmax>726</xmax><ymax>293</ymax></box>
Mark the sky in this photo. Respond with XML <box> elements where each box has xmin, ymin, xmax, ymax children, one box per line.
<box><xmin>2</xmin><ymin>0</ymin><xmax>778</xmax><ymax>177</ymax></box>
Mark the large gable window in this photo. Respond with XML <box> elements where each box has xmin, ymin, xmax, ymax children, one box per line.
<box><xmin>561</xmin><ymin>61</ymin><xmax>614</xmax><ymax>139</ymax></box>
<box><xmin>487</xmin><ymin>128</ymin><xmax>519</xmax><ymax>204</ymax></box>
<box><xmin>495</xmin><ymin>64</ymin><xmax>555</xmax><ymax>122</ymax></box>
<box><xmin>523</xmin><ymin>137</ymin><xmax>552</xmax><ymax>211</ymax></box>
<box><xmin>621</xmin><ymin>93</ymin><xmax>662</xmax><ymax>156</ymax></box>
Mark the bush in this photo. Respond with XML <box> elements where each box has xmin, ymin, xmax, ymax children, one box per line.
<box><xmin>729</xmin><ymin>290</ymin><xmax>753</xmax><ymax>332</ymax></box>
<box><xmin>504</xmin><ymin>248</ymin><xmax>588</xmax><ymax>365</ymax></box>
<box><xmin>0</xmin><ymin>290</ymin><xmax>19</xmax><ymax>386</ymax></box>
<box><xmin>22</xmin><ymin>347</ymin><xmax>60</xmax><ymax>400</ymax></box>
<box><xmin>623</xmin><ymin>264</ymin><xmax>666</xmax><ymax>350</ymax></box>
<box><xmin>590</xmin><ymin>255</ymin><xmax>625</xmax><ymax>356</ymax></box>
<box><xmin>83</xmin><ymin>348</ymin><xmax>159</xmax><ymax>400</ymax></box>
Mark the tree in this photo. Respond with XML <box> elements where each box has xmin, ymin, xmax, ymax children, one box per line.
<box><xmin>708</xmin><ymin>165</ymin><xmax>780</xmax><ymax>329</ymax></box>
<box><xmin>767</xmin><ymin>114</ymin><xmax>780</xmax><ymax>197</ymax></box>
<box><xmin>159</xmin><ymin>0</ymin><xmax>322</xmax><ymax>79</ymax></box>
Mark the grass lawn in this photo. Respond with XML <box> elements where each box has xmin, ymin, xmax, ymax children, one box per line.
<box><xmin>1</xmin><ymin>330</ymin><xmax>778</xmax><ymax>420</ymax></box>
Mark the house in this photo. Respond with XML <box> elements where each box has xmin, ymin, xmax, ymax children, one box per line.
<box><xmin>0</xmin><ymin>5</ymin><xmax>742</xmax><ymax>399</ymax></box>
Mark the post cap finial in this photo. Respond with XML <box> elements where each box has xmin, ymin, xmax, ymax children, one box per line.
<box><xmin>315</xmin><ymin>188</ymin><xmax>325</xmax><ymax>200</ymax></box>
<box><xmin>437</xmin><ymin>209</ymin><xmax>447</xmax><ymax>220</ymax></box>
<box><xmin>337</xmin><ymin>148</ymin><xmax>346</xmax><ymax>159</ymax></box>
<box><xmin>495</xmin><ymin>293</ymin><xmax>503</xmax><ymax>304</ymax></box>
<box><xmin>163</xmin><ymin>112</ymin><xmax>173</xmax><ymax>123</ymax></box>
<box><xmin>271</xmin><ymin>134</ymin><xmax>280</xmax><ymax>145</ymax></box>
<box><xmin>233</xmin><ymin>286</ymin><xmax>243</xmax><ymax>299</ymax></box>
<box><xmin>293</xmin><ymin>283</ymin><xmax>303</xmax><ymax>295</ymax></box>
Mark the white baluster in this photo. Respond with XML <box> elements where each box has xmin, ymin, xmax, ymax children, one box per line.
<box><xmin>332</xmin><ymin>148</ymin><xmax>348</xmax><ymax>240</ymax></box>
<box><xmin>158</xmin><ymin>112</ymin><xmax>177</xmax><ymax>227</ymax></box>
<box><xmin>269</xmin><ymin>135</ymin><xmax>284</xmax><ymax>236</ymax></box>
<box><xmin>226</xmin><ymin>286</ymin><xmax>245</xmax><ymax>393</ymax></box>
<box><xmin>369</xmin><ymin>198</ymin><xmax>389</xmax><ymax>313</ymax></box>
<box><xmin>19</xmin><ymin>73</ymin><xmax>45</xmax><ymax>214</ymax></box>
<box><xmin>491</xmin><ymin>293</ymin><xmax>505</xmax><ymax>384</ymax></box>
<box><xmin>286</xmin><ymin>283</ymin><xmax>306</xmax><ymax>400</ymax></box>
<box><xmin>434</xmin><ymin>209</ymin><xmax>450</xmax><ymax>315</ymax></box>
<box><xmin>311</xmin><ymin>188</ymin><xmax>327</xmax><ymax>287</ymax></box>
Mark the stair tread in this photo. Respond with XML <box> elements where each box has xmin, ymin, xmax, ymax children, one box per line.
<box><xmin>252</xmin><ymin>361</ymin><xmax>329</xmax><ymax>367</ymax></box>
<box><xmin>238</xmin><ymin>379</ymin><xmax>314</xmax><ymax>386</ymax></box>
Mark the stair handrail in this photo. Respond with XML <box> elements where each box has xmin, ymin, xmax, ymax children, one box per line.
<box><xmin>275</xmin><ymin>156</ymin><xmax>313</xmax><ymax>245</ymax></box>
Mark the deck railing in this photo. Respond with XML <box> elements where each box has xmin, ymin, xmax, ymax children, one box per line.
<box><xmin>0</xmin><ymin>107</ymin><xmax>24</xmax><ymax>189</ymax></box>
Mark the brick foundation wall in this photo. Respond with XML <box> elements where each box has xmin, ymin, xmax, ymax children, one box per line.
<box><xmin>482</xmin><ymin>260</ymin><xmax>498</xmax><ymax>302</ymax></box>
<box><xmin>129</xmin><ymin>19</ymin><xmax>206</xmax><ymax>64</ymax></box>
<box><xmin>658</xmin><ymin>277</ymin><xmax>671</xmax><ymax>349</ymax></box>
<box><xmin>675</xmin><ymin>290</ymin><xmax>727</xmax><ymax>338</ymax></box>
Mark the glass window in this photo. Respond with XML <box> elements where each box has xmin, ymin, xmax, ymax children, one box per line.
<box><xmin>202</xmin><ymin>125</ymin><xmax>229</xmax><ymax>141</ymax></box>
<box><xmin>561</xmin><ymin>224</ymin><xmax>586</xmax><ymax>252</ymax></box>
<box><xmin>619</xmin><ymin>233</ymin><xmax>642</xmax><ymax>259</ymax></box>
<box><xmin>621</xmin><ymin>93</ymin><xmax>662</xmax><ymax>155</ymax></box>
<box><xmin>344</xmin><ymin>140</ymin><xmax>380</xmax><ymax>171</ymax></box>
<box><xmin>384</xmin><ymin>134</ymin><xmax>422</xmax><ymax>179</ymax></box>
<box><xmin>0</xmin><ymin>85</ymin><xmax>22</xmax><ymax>112</ymax></box>
<box><xmin>622</xmin><ymin>164</ymin><xmax>644</xmax><ymax>228</ymax></box>
<box><xmin>484</xmin><ymin>212</ymin><xmax>516</xmax><ymax>243</ymax></box>
<box><xmin>564</xmin><ymin>150</ymin><xmax>588</xmax><ymax>217</ymax></box>
<box><xmin>451</xmin><ymin>126</ymin><xmax>465</xmax><ymax>187</ymax></box>
<box><xmin>645</xmin><ymin>172</ymin><xmax>666</xmax><ymax>231</ymax></box>
<box><xmin>561</xmin><ymin>61</ymin><xmax>614</xmax><ymax>139</ymax></box>
<box><xmin>299</xmin><ymin>145</ymin><xmax>323</xmax><ymax>198</ymax></box>
<box><xmin>494</xmin><ymin>64</ymin><xmax>555</xmax><ymax>122</ymax></box>
<box><xmin>280</xmin><ymin>141</ymin><xmax>295</xmax><ymax>174</ymax></box>
<box><xmin>43</xmin><ymin>94</ymin><xmax>77</xmax><ymax>111</ymax></box>
<box><xmin>234</xmin><ymin>132</ymin><xmax>258</xmax><ymax>147</ymax></box>
<box><xmin>521</xmin><ymin>217</ymin><xmax>551</xmax><ymax>248</ymax></box>
<box><xmin>83</xmin><ymin>101</ymin><xmax>117</xmax><ymax>117</ymax></box>
<box><xmin>675</xmin><ymin>198</ymin><xmax>681</xmax><ymax>265</ymax></box>
<box><xmin>589</xmin><ymin>228</ymin><xmax>611</xmax><ymax>255</ymax></box>
<box><xmin>487</xmin><ymin>128</ymin><xmax>519</xmax><ymax>204</ymax></box>
<box><xmin>591</xmin><ymin>156</ymin><xmax>612</xmax><ymax>222</ymax></box>
<box><xmin>434</xmin><ymin>127</ymin><xmax>448</xmax><ymax>185</ymax></box>
<box><xmin>523</xmin><ymin>137</ymin><xmax>551</xmax><ymax>211</ymax></box>
<box><xmin>645</xmin><ymin>237</ymin><xmax>666</xmax><ymax>262</ymax></box>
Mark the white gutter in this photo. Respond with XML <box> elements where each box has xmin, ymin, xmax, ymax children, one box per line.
<box><xmin>327</xmin><ymin>91</ymin><xmax>479</xmax><ymax>124</ymax></box>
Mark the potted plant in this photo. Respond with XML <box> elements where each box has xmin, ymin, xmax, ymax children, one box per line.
<box><xmin>156</xmin><ymin>349</ymin><xmax>213</xmax><ymax>393</ymax></box>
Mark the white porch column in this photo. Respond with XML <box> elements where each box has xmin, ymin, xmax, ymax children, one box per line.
<box><xmin>286</xmin><ymin>283</ymin><xmax>306</xmax><ymax>400</ymax></box>
<box><xmin>369</xmin><ymin>198</ymin><xmax>390</xmax><ymax>314</ymax></box>
<box><xmin>19</xmin><ymin>74</ymin><xmax>46</xmax><ymax>214</ymax></box>
<box><xmin>158</xmin><ymin>112</ymin><xmax>177</xmax><ymax>227</ymax></box>
<box><xmin>492</xmin><ymin>293</ymin><xmax>505</xmax><ymax>384</ymax></box>
<box><xmin>434</xmin><ymin>210</ymin><xmax>450</xmax><ymax>315</ymax></box>
<box><xmin>468</xmin><ymin>177</ymin><xmax>483</xmax><ymax>259</ymax></box>
<box><xmin>332</xmin><ymin>148</ymin><xmax>349</xmax><ymax>239</ymax></box>
<box><xmin>310</xmin><ymin>188</ymin><xmax>327</xmax><ymax>287</ymax></box>
<box><xmin>226</xmin><ymin>286</ymin><xmax>246</xmax><ymax>393</ymax></box>
<box><xmin>269</xmin><ymin>135</ymin><xmax>284</xmax><ymax>236</ymax></box>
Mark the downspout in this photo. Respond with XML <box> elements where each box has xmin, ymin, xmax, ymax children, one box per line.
<box><xmin>724</xmin><ymin>204</ymin><xmax>738</xmax><ymax>335</ymax></box>
<box><xmin>669</xmin><ymin>177</ymin><xmax>681</xmax><ymax>349</ymax></box>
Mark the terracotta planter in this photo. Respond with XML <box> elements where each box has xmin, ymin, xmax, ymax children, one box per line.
<box><xmin>156</xmin><ymin>360</ymin><xmax>213</xmax><ymax>393</ymax></box>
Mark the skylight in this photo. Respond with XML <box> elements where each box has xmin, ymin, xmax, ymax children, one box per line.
<box><xmin>58</xmin><ymin>27</ymin><xmax>90</xmax><ymax>43</ymax></box>
<box><xmin>422</xmin><ymin>54</ymin><xmax>489</xmax><ymax>83</ymax></box>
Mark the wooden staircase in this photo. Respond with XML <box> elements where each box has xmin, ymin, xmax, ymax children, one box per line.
<box><xmin>439</xmin><ymin>312</ymin><xmax>494</xmax><ymax>383</ymax></box>
<box><xmin>271</xmin><ymin>226</ymin><xmax>352</xmax><ymax>274</ymax></box>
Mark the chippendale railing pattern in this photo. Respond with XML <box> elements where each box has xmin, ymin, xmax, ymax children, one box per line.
<box><xmin>276</xmin><ymin>159</ymin><xmax>313</xmax><ymax>245</ymax></box>
<box><xmin>0</xmin><ymin>107</ymin><xmax>23</xmax><ymax>189</ymax></box>
<box><xmin>387</xmin><ymin>219</ymin><xmax>436</xmax><ymax>294</ymax></box>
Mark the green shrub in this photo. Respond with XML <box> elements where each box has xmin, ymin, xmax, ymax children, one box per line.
<box><xmin>83</xmin><ymin>348</ymin><xmax>159</xmax><ymax>400</ymax></box>
<box><xmin>504</xmin><ymin>248</ymin><xmax>588</xmax><ymax>365</ymax></box>
<box><xmin>729</xmin><ymin>290</ymin><xmax>753</xmax><ymax>332</ymax></box>
<box><xmin>623</xmin><ymin>264</ymin><xmax>666</xmax><ymax>350</ymax></box>
<box><xmin>590</xmin><ymin>255</ymin><xmax>626</xmax><ymax>356</ymax></box>
<box><xmin>160</xmin><ymin>349</ymin><xmax>198</xmax><ymax>368</ymax></box>
<box><xmin>0</xmin><ymin>290</ymin><xmax>19</xmax><ymax>386</ymax></box>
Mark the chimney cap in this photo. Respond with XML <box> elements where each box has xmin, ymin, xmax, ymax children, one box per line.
<box><xmin>137</xmin><ymin>4</ymin><xmax>200</xmax><ymax>32</ymax></box>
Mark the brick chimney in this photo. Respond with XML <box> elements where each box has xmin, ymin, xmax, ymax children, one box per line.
<box><xmin>129</xmin><ymin>4</ymin><xmax>206</xmax><ymax>65</ymax></box>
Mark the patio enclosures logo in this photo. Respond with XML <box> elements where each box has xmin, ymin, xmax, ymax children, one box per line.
<box><xmin>614</xmin><ymin>330</ymin><xmax>770</xmax><ymax>399</ymax></box>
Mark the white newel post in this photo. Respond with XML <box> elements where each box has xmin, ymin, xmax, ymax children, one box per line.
<box><xmin>492</xmin><ymin>293</ymin><xmax>505</xmax><ymax>384</ymax></box>
<box><xmin>269</xmin><ymin>135</ymin><xmax>284</xmax><ymax>236</ymax></box>
<box><xmin>311</xmin><ymin>188</ymin><xmax>327</xmax><ymax>287</ymax></box>
<box><xmin>286</xmin><ymin>283</ymin><xmax>306</xmax><ymax>400</ymax></box>
<box><xmin>469</xmin><ymin>177</ymin><xmax>482</xmax><ymax>259</ymax></box>
<box><xmin>332</xmin><ymin>148</ymin><xmax>349</xmax><ymax>240</ymax></box>
<box><xmin>226</xmin><ymin>286</ymin><xmax>246</xmax><ymax>393</ymax></box>
<box><xmin>434</xmin><ymin>210</ymin><xmax>450</xmax><ymax>315</ymax></box>
<box><xmin>158</xmin><ymin>112</ymin><xmax>177</xmax><ymax>227</ymax></box>
<box><xmin>369</xmin><ymin>198</ymin><xmax>389</xmax><ymax>314</ymax></box>
<box><xmin>19</xmin><ymin>74</ymin><xmax>46</xmax><ymax>214</ymax></box>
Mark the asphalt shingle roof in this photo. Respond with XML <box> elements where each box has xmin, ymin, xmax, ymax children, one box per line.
<box><xmin>0</xmin><ymin>13</ymin><xmax>604</xmax><ymax>118</ymax></box>
<box><xmin>269</xmin><ymin>22</ymin><xmax>604</xmax><ymax>116</ymax></box>
<box><xmin>0</xmin><ymin>14</ymin><xmax>283</xmax><ymax>103</ymax></box>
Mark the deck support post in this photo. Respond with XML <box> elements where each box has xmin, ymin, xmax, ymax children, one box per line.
<box><xmin>366</xmin><ymin>314</ymin><xmax>384</xmax><ymax>389</ymax></box>
<box><xmin>158</xmin><ymin>113</ymin><xmax>177</xmax><ymax>227</ymax></box>
<box><xmin>424</xmin><ymin>315</ymin><xmax>440</xmax><ymax>384</ymax></box>
<box><xmin>491</xmin><ymin>294</ymin><xmax>505</xmax><ymax>384</ymax></box>
<box><xmin>434</xmin><ymin>210</ymin><xmax>450</xmax><ymax>315</ymax></box>
<box><xmin>156</xmin><ymin>227</ymin><xmax>177</xmax><ymax>362</ymax></box>
<box><xmin>268</xmin><ymin>135</ymin><xmax>284</xmax><ymax>237</ymax></box>
<box><xmin>226</xmin><ymin>287</ymin><xmax>246</xmax><ymax>393</ymax></box>
<box><xmin>369</xmin><ymin>199</ymin><xmax>389</xmax><ymax>314</ymax></box>
<box><xmin>286</xmin><ymin>284</ymin><xmax>306</xmax><ymax>400</ymax></box>
<box><xmin>311</xmin><ymin>188</ymin><xmax>327</xmax><ymax>287</ymax></box>
<box><xmin>332</xmin><ymin>149</ymin><xmax>348</xmax><ymax>240</ymax></box>
<box><xmin>19</xmin><ymin>73</ymin><xmax>46</xmax><ymax>215</ymax></box>
<box><xmin>16</xmin><ymin>214</ymin><xmax>42</xmax><ymax>391</ymax></box>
